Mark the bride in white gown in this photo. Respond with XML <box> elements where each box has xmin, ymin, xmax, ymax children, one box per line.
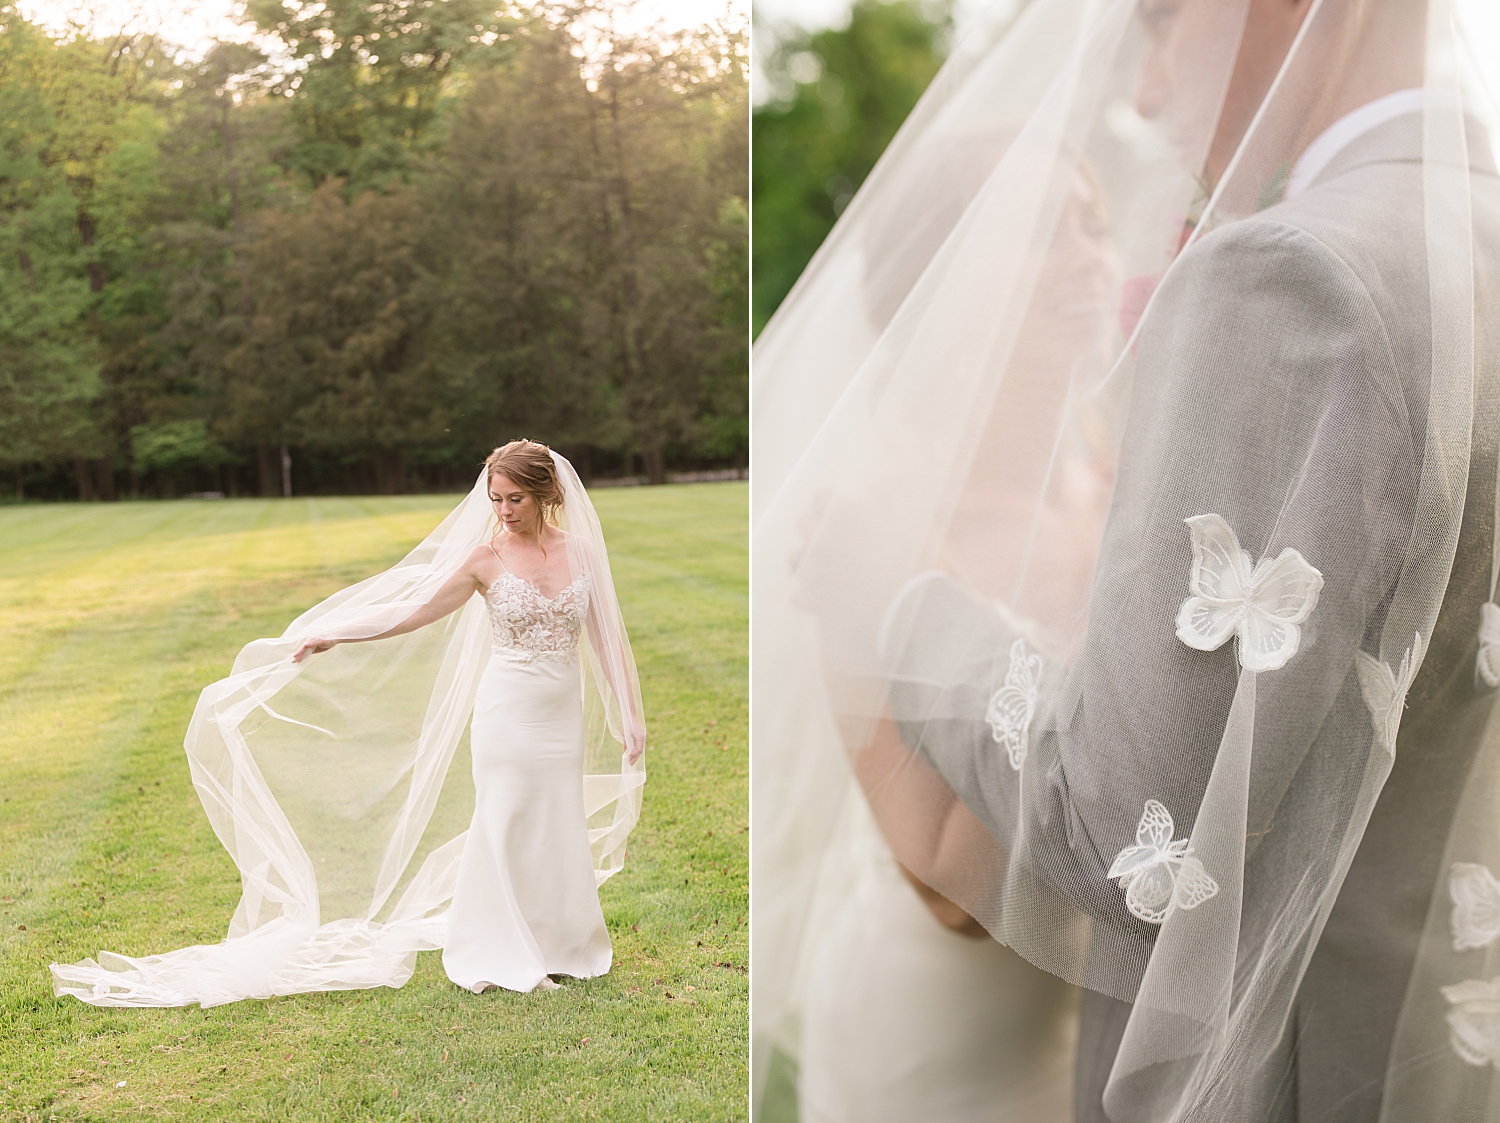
<box><xmin>291</xmin><ymin>439</ymin><xmax>643</xmax><ymax>994</ymax></box>
<box><xmin>52</xmin><ymin>440</ymin><xmax>645</xmax><ymax>1006</ymax></box>
<box><xmin>795</xmin><ymin>792</ymin><xmax>1079</xmax><ymax>1123</ymax></box>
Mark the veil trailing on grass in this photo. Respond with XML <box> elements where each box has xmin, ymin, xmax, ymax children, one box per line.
<box><xmin>754</xmin><ymin>0</ymin><xmax>1500</xmax><ymax>1119</ymax></box>
<box><xmin>51</xmin><ymin>453</ymin><xmax>644</xmax><ymax>1008</ymax></box>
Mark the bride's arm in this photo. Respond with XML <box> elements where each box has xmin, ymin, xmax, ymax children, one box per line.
<box><xmin>291</xmin><ymin>547</ymin><xmax>487</xmax><ymax>663</ymax></box>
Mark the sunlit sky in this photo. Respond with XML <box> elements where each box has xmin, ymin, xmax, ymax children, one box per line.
<box><xmin>16</xmin><ymin>0</ymin><xmax>742</xmax><ymax>58</ymax></box>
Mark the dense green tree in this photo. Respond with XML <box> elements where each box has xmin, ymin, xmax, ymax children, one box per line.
<box><xmin>0</xmin><ymin>4</ymin><xmax>168</xmax><ymax>497</ymax></box>
<box><xmin>221</xmin><ymin>181</ymin><xmax>443</xmax><ymax>493</ymax></box>
<box><xmin>0</xmin><ymin>2</ymin><xmax>746</xmax><ymax>501</ymax></box>
<box><xmin>581</xmin><ymin>18</ymin><xmax>748</xmax><ymax>481</ymax></box>
<box><xmin>0</xmin><ymin>10</ymin><xmax>90</xmax><ymax>498</ymax></box>
<box><xmin>418</xmin><ymin>25</ymin><xmax>612</xmax><ymax>469</ymax></box>
<box><xmin>751</xmin><ymin>0</ymin><xmax>947</xmax><ymax>335</ymax></box>
<box><xmin>129</xmin><ymin>418</ymin><xmax>230</xmax><ymax>496</ymax></box>
<box><xmin>246</xmin><ymin>0</ymin><xmax>515</xmax><ymax>192</ymax></box>
<box><xmin>699</xmin><ymin>194</ymin><xmax>748</xmax><ymax>463</ymax></box>
<box><xmin>416</xmin><ymin>13</ymin><xmax>748</xmax><ymax>483</ymax></box>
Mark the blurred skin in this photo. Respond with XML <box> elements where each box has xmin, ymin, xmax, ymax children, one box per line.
<box><xmin>1137</xmin><ymin>0</ymin><xmax>1315</xmax><ymax>184</ymax></box>
<box><xmin>940</xmin><ymin>165</ymin><xmax>1119</xmax><ymax>619</ymax></box>
<box><xmin>1138</xmin><ymin>0</ymin><xmax>1429</xmax><ymax>187</ymax></box>
<box><xmin>292</xmin><ymin>469</ymin><xmax>646</xmax><ymax>764</ymax></box>
<box><xmin>860</xmin><ymin>167</ymin><xmax>1120</xmax><ymax>937</ymax></box>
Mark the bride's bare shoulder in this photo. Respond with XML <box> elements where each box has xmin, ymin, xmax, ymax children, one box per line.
<box><xmin>463</xmin><ymin>539</ymin><xmax>502</xmax><ymax>575</ymax></box>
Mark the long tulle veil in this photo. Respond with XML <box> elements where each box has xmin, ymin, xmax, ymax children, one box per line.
<box><xmin>52</xmin><ymin>452</ymin><xmax>645</xmax><ymax>1007</ymax></box>
<box><xmin>753</xmin><ymin>0</ymin><xmax>1500</xmax><ymax>1119</ymax></box>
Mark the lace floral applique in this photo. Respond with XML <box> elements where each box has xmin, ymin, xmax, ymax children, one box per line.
<box><xmin>1442</xmin><ymin>977</ymin><xmax>1500</xmax><ymax>1067</ymax></box>
<box><xmin>1356</xmin><ymin>632</ymin><xmax>1424</xmax><ymax>753</ymax></box>
<box><xmin>1175</xmin><ymin>514</ymin><xmax>1324</xmax><ymax>673</ymax></box>
<box><xmin>1108</xmin><ymin>800</ymin><xmax>1220</xmax><ymax>925</ymax></box>
<box><xmin>484</xmin><ymin>572</ymin><xmax>590</xmax><ymax>664</ymax></box>
<box><xmin>1479</xmin><ymin>603</ymin><xmax>1500</xmax><ymax>688</ymax></box>
<box><xmin>987</xmin><ymin>639</ymin><xmax>1042</xmax><ymax>770</ymax></box>
<box><xmin>1450</xmin><ymin>863</ymin><xmax>1500</xmax><ymax>952</ymax></box>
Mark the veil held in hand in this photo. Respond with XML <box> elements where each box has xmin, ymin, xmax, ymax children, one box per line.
<box><xmin>51</xmin><ymin>451</ymin><xmax>645</xmax><ymax>1008</ymax></box>
<box><xmin>753</xmin><ymin>0</ymin><xmax>1500</xmax><ymax>1119</ymax></box>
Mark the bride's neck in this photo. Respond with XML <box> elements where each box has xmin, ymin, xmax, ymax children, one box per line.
<box><xmin>502</xmin><ymin>523</ymin><xmax>546</xmax><ymax>548</ymax></box>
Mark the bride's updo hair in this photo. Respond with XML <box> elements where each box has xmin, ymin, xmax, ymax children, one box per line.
<box><xmin>485</xmin><ymin>439</ymin><xmax>565</xmax><ymax>527</ymax></box>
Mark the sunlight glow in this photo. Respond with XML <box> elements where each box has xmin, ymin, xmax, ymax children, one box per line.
<box><xmin>15</xmin><ymin>0</ymin><xmax>741</xmax><ymax>59</ymax></box>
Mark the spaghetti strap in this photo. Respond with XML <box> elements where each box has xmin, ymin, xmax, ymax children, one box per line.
<box><xmin>488</xmin><ymin>538</ymin><xmax>509</xmax><ymax>572</ymax></box>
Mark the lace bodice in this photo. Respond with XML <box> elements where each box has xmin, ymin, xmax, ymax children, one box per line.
<box><xmin>484</xmin><ymin>571</ymin><xmax>590</xmax><ymax>664</ymax></box>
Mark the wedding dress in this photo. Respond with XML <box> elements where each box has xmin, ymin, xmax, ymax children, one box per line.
<box><xmin>51</xmin><ymin>453</ymin><xmax>644</xmax><ymax>1007</ymax></box>
<box><xmin>797</xmin><ymin>793</ymin><xmax>1078</xmax><ymax>1123</ymax></box>
<box><xmin>440</xmin><ymin>549</ymin><xmax>612</xmax><ymax>993</ymax></box>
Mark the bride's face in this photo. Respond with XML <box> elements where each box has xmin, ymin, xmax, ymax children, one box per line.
<box><xmin>488</xmin><ymin>473</ymin><xmax>540</xmax><ymax>535</ymax></box>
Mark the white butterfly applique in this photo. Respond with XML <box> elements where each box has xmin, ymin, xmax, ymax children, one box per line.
<box><xmin>986</xmin><ymin>639</ymin><xmax>1043</xmax><ymax>770</ymax></box>
<box><xmin>1107</xmin><ymin>799</ymin><xmax>1220</xmax><ymax>925</ymax></box>
<box><xmin>1450</xmin><ymin>863</ymin><xmax>1500</xmax><ymax>952</ymax></box>
<box><xmin>1175</xmin><ymin>514</ymin><xmax>1324</xmax><ymax>673</ymax></box>
<box><xmin>1441</xmin><ymin>976</ymin><xmax>1500</xmax><ymax>1067</ymax></box>
<box><xmin>1478</xmin><ymin>603</ymin><xmax>1500</xmax><ymax>688</ymax></box>
<box><xmin>1355</xmin><ymin>632</ymin><xmax>1424</xmax><ymax>754</ymax></box>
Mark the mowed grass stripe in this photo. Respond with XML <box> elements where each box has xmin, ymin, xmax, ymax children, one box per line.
<box><xmin>0</xmin><ymin>482</ymin><xmax>747</xmax><ymax>1122</ymax></box>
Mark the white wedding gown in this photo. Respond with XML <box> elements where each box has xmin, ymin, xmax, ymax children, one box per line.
<box><xmin>440</xmin><ymin>561</ymin><xmax>613</xmax><ymax>994</ymax></box>
<box><xmin>798</xmin><ymin>809</ymin><xmax>1079</xmax><ymax>1123</ymax></box>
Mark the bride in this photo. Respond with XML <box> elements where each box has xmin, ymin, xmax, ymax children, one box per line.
<box><xmin>292</xmin><ymin>439</ymin><xmax>645</xmax><ymax>994</ymax></box>
<box><xmin>52</xmin><ymin>439</ymin><xmax>646</xmax><ymax>1005</ymax></box>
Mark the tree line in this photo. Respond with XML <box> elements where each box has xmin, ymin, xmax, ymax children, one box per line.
<box><xmin>0</xmin><ymin>0</ymin><xmax>747</xmax><ymax>499</ymax></box>
<box><xmin>751</xmin><ymin>0</ymin><xmax>946</xmax><ymax>337</ymax></box>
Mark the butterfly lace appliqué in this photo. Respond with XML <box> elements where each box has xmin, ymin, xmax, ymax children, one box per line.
<box><xmin>1442</xmin><ymin>976</ymin><xmax>1500</xmax><ymax>1067</ymax></box>
<box><xmin>1175</xmin><ymin>514</ymin><xmax>1324</xmax><ymax>673</ymax></box>
<box><xmin>1108</xmin><ymin>800</ymin><xmax>1220</xmax><ymax>925</ymax></box>
<box><xmin>1356</xmin><ymin>632</ymin><xmax>1424</xmax><ymax>754</ymax></box>
<box><xmin>987</xmin><ymin>639</ymin><xmax>1042</xmax><ymax>770</ymax></box>
<box><xmin>1479</xmin><ymin>603</ymin><xmax>1500</xmax><ymax>688</ymax></box>
<box><xmin>1450</xmin><ymin>863</ymin><xmax>1500</xmax><ymax>952</ymax></box>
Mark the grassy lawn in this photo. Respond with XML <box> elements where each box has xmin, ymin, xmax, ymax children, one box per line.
<box><xmin>0</xmin><ymin>483</ymin><xmax>747</xmax><ymax>1122</ymax></box>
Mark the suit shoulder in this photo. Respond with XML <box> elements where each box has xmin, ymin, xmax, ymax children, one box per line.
<box><xmin>1143</xmin><ymin>213</ymin><xmax>1406</xmax><ymax>427</ymax></box>
<box><xmin>1176</xmin><ymin>213</ymin><xmax>1375</xmax><ymax>304</ymax></box>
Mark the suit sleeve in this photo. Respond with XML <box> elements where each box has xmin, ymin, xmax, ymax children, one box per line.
<box><xmin>890</xmin><ymin>218</ymin><xmax>1419</xmax><ymax>936</ymax></box>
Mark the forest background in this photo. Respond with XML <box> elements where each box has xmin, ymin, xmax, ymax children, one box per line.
<box><xmin>1</xmin><ymin>0</ymin><xmax>747</xmax><ymax>500</ymax></box>
<box><xmin>751</xmin><ymin>0</ymin><xmax>986</xmax><ymax>337</ymax></box>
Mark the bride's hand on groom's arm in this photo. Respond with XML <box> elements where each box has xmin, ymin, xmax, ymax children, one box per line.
<box><xmin>291</xmin><ymin>636</ymin><xmax>340</xmax><ymax>663</ymax></box>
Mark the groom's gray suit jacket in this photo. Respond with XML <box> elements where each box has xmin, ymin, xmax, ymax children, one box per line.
<box><xmin>889</xmin><ymin>114</ymin><xmax>1500</xmax><ymax>1122</ymax></box>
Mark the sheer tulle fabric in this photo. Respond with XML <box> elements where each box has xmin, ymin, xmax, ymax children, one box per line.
<box><xmin>51</xmin><ymin>453</ymin><xmax>644</xmax><ymax>1007</ymax></box>
<box><xmin>753</xmin><ymin>0</ymin><xmax>1500</xmax><ymax>1119</ymax></box>
<box><xmin>796</xmin><ymin>790</ymin><xmax>1080</xmax><ymax>1123</ymax></box>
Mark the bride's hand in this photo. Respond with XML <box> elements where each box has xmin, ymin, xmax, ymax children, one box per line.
<box><xmin>291</xmin><ymin>636</ymin><xmax>339</xmax><ymax>663</ymax></box>
<box><xmin>624</xmin><ymin>722</ymin><xmax>647</xmax><ymax>765</ymax></box>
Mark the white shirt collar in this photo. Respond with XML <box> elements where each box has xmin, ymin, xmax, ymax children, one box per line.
<box><xmin>1284</xmin><ymin>88</ymin><xmax>1429</xmax><ymax>200</ymax></box>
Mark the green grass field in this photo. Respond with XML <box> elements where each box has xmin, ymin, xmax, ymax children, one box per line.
<box><xmin>0</xmin><ymin>483</ymin><xmax>747</xmax><ymax>1122</ymax></box>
